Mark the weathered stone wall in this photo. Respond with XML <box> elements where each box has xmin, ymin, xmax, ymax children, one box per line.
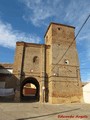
<box><xmin>13</xmin><ymin>42</ymin><xmax>45</xmax><ymax>102</ymax></box>
<box><xmin>13</xmin><ymin>42</ymin><xmax>25</xmax><ymax>101</ymax></box>
<box><xmin>45</xmin><ymin>23</ymin><xmax>82</xmax><ymax>104</ymax></box>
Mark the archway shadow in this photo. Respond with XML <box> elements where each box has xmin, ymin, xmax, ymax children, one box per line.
<box><xmin>20</xmin><ymin>77</ymin><xmax>40</xmax><ymax>102</ymax></box>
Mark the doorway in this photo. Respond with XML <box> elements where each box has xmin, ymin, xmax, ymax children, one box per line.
<box><xmin>21</xmin><ymin>77</ymin><xmax>40</xmax><ymax>102</ymax></box>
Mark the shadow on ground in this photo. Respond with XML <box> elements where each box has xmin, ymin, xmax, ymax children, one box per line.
<box><xmin>16</xmin><ymin>108</ymin><xmax>80</xmax><ymax>120</ymax></box>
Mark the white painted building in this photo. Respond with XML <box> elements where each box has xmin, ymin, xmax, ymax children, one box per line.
<box><xmin>0</xmin><ymin>63</ymin><xmax>13</xmax><ymax>74</ymax></box>
<box><xmin>0</xmin><ymin>64</ymin><xmax>14</xmax><ymax>97</ymax></box>
<box><xmin>0</xmin><ymin>68</ymin><xmax>13</xmax><ymax>74</ymax></box>
<box><xmin>83</xmin><ymin>82</ymin><xmax>90</xmax><ymax>104</ymax></box>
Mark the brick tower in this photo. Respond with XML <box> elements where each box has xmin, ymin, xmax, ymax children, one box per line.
<box><xmin>45</xmin><ymin>23</ymin><xmax>82</xmax><ymax>104</ymax></box>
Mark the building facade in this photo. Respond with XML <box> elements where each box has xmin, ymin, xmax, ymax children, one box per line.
<box><xmin>0</xmin><ymin>64</ymin><xmax>14</xmax><ymax>88</ymax></box>
<box><xmin>12</xmin><ymin>22</ymin><xmax>83</xmax><ymax>103</ymax></box>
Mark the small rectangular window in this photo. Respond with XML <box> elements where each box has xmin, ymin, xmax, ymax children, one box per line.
<box><xmin>58</xmin><ymin>28</ymin><xmax>61</xmax><ymax>30</ymax></box>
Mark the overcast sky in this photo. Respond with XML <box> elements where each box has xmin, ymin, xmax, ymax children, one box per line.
<box><xmin>0</xmin><ymin>0</ymin><xmax>90</xmax><ymax>82</ymax></box>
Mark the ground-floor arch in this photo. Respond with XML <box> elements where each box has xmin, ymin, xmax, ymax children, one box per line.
<box><xmin>20</xmin><ymin>77</ymin><xmax>40</xmax><ymax>102</ymax></box>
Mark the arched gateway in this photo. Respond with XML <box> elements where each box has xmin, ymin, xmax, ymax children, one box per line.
<box><xmin>20</xmin><ymin>77</ymin><xmax>40</xmax><ymax>102</ymax></box>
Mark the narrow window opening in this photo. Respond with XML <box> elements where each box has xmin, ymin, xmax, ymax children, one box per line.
<box><xmin>58</xmin><ymin>27</ymin><xmax>61</xmax><ymax>30</ymax></box>
<box><xmin>33</xmin><ymin>56</ymin><xmax>39</xmax><ymax>64</ymax></box>
<box><xmin>58</xmin><ymin>43</ymin><xmax>60</xmax><ymax>46</ymax></box>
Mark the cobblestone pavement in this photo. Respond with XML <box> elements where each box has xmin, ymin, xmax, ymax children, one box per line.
<box><xmin>0</xmin><ymin>102</ymin><xmax>90</xmax><ymax>120</ymax></box>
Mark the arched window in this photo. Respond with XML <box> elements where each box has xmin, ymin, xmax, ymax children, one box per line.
<box><xmin>33</xmin><ymin>56</ymin><xmax>39</xmax><ymax>64</ymax></box>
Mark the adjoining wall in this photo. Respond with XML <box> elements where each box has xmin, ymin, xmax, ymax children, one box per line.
<box><xmin>0</xmin><ymin>64</ymin><xmax>16</xmax><ymax>89</ymax></box>
<box><xmin>13</xmin><ymin>42</ymin><xmax>46</xmax><ymax>102</ymax></box>
<box><xmin>0</xmin><ymin>64</ymin><xmax>17</xmax><ymax>101</ymax></box>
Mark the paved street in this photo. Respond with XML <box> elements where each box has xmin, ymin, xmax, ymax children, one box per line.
<box><xmin>0</xmin><ymin>102</ymin><xmax>90</xmax><ymax>120</ymax></box>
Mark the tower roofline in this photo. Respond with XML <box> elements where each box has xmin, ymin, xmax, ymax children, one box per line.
<box><xmin>44</xmin><ymin>22</ymin><xmax>75</xmax><ymax>38</ymax></box>
<box><xmin>16</xmin><ymin>41</ymin><xmax>45</xmax><ymax>47</ymax></box>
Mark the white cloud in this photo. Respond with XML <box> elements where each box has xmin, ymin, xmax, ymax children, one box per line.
<box><xmin>21</xmin><ymin>0</ymin><xmax>62</xmax><ymax>26</ymax></box>
<box><xmin>21</xmin><ymin>0</ymin><xmax>90</xmax><ymax>27</ymax></box>
<box><xmin>0</xmin><ymin>20</ymin><xmax>41</xmax><ymax>48</ymax></box>
<box><xmin>64</xmin><ymin>1</ymin><xmax>90</xmax><ymax>24</ymax></box>
<box><xmin>21</xmin><ymin>0</ymin><xmax>90</xmax><ymax>61</ymax></box>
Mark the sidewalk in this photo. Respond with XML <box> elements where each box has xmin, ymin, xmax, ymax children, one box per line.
<box><xmin>0</xmin><ymin>102</ymin><xmax>90</xmax><ymax>120</ymax></box>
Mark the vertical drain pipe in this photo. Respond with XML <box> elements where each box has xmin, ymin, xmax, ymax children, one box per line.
<box><xmin>20</xmin><ymin>42</ymin><xmax>25</xmax><ymax>101</ymax></box>
<box><xmin>42</xmin><ymin>45</ymin><xmax>46</xmax><ymax>103</ymax></box>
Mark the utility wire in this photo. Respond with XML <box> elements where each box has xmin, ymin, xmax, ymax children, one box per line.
<box><xmin>51</xmin><ymin>14</ymin><xmax>90</xmax><ymax>71</ymax></box>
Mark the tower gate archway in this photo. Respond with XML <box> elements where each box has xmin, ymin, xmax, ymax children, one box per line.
<box><xmin>20</xmin><ymin>77</ymin><xmax>40</xmax><ymax>102</ymax></box>
<box><xmin>13</xmin><ymin>22</ymin><xmax>83</xmax><ymax>104</ymax></box>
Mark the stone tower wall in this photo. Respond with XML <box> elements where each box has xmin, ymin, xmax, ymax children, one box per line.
<box><xmin>45</xmin><ymin>23</ymin><xmax>83</xmax><ymax>104</ymax></box>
